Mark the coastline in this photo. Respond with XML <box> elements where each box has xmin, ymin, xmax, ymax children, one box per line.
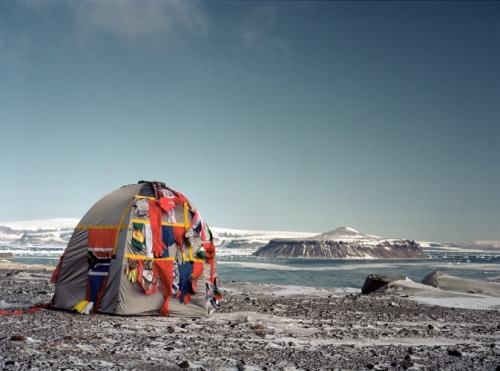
<box><xmin>1</xmin><ymin>261</ymin><xmax>499</xmax><ymax>370</ymax></box>
<box><xmin>0</xmin><ymin>258</ymin><xmax>55</xmax><ymax>271</ymax></box>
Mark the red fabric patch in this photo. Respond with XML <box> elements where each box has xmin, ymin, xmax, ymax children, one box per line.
<box><xmin>88</xmin><ymin>228</ymin><xmax>118</xmax><ymax>248</ymax></box>
<box><xmin>202</xmin><ymin>242</ymin><xmax>217</xmax><ymax>284</ymax></box>
<box><xmin>171</xmin><ymin>190</ymin><xmax>187</xmax><ymax>204</ymax></box>
<box><xmin>153</xmin><ymin>259</ymin><xmax>173</xmax><ymax>316</ymax></box>
<box><xmin>158</xmin><ymin>197</ymin><xmax>176</xmax><ymax>212</ymax></box>
<box><xmin>173</xmin><ymin>226</ymin><xmax>186</xmax><ymax>251</ymax></box>
<box><xmin>137</xmin><ymin>260</ymin><xmax>159</xmax><ymax>295</ymax></box>
<box><xmin>204</xmin><ymin>242</ymin><xmax>216</xmax><ymax>260</ymax></box>
<box><xmin>149</xmin><ymin>200</ymin><xmax>167</xmax><ymax>257</ymax></box>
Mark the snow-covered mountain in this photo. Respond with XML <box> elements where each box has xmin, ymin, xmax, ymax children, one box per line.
<box><xmin>254</xmin><ymin>238</ymin><xmax>426</xmax><ymax>259</ymax></box>
<box><xmin>0</xmin><ymin>218</ymin><xmax>79</xmax><ymax>258</ymax></box>
<box><xmin>253</xmin><ymin>226</ymin><xmax>427</xmax><ymax>259</ymax></box>
<box><xmin>211</xmin><ymin>227</ymin><xmax>317</xmax><ymax>256</ymax></box>
<box><xmin>0</xmin><ymin>218</ymin><xmax>79</xmax><ymax>246</ymax></box>
<box><xmin>312</xmin><ymin>227</ymin><xmax>380</xmax><ymax>241</ymax></box>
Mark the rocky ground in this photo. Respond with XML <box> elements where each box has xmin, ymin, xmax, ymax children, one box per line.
<box><xmin>0</xmin><ymin>265</ymin><xmax>499</xmax><ymax>370</ymax></box>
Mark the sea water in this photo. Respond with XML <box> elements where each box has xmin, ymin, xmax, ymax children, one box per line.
<box><xmin>4</xmin><ymin>247</ymin><xmax>500</xmax><ymax>289</ymax></box>
<box><xmin>221</xmin><ymin>252</ymin><xmax>500</xmax><ymax>288</ymax></box>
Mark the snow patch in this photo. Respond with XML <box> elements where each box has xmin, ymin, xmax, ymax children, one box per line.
<box><xmin>0</xmin><ymin>218</ymin><xmax>79</xmax><ymax>231</ymax></box>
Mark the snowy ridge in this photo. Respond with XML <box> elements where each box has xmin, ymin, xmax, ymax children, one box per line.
<box><xmin>0</xmin><ymin>218</ymin><xmax>79</xmax><ymax>231</ymax></box>
<box><xmin>0</xmin><ymin>218</ymin><xmax>78</xmax><ymax>249</ymax></box>
<box><xmin>211</xmin><ymin>227</ymin><xmax>318</xmax><ymax>257</ymax></box>
<box><xmin>0</xmin><ymin>219</ymin><xmax>318</xmax><ymax>258</ymax></box>
<box><xmin>313</xmin><ymin>226</ymin><xmax>380</xmax><ymax>241</ymax></box>
<box><xmin>211</xmin><ymin>227</ymin><xmax>316</xmax><ymax>242</ymax></box>
<box><xmin>1</xmin><ymin>219</ymin><xmax>496</xmax><ymax>259</ymax></box>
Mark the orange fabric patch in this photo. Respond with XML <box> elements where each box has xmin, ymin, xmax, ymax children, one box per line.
<box><xmin>88</xmin><ymin>228</ymin><xmax>118</xmax><ymax>248</ymax></box>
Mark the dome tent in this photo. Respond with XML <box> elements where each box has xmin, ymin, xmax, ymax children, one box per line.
<box><xmin>51</xmin><ymin>181</ymin><xmax>221</xmax><ymax>317</ymax></box>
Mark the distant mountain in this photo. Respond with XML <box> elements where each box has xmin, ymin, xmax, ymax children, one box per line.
<box><xmin>211</xmin><ymin>227</ymin><xmax>317</xmax><ymax>250</ymax></box>
<box><xmin>312</xmin><ymin>227</ymin><xmax>379</xmax><ymax>240</ymax></box>
<box><xmin>0</xmin><ymin>218</ymin><xmax>78</xmax><ymax>246</ymax></box>
<box><xmin>0</xmin><ymin>219</ymin><xmax>317</xmax><ymax>254</ymax></box>
<box><xmin>253</xmin><ymin>227</ymin><xmax>427</xmax><ymax>259</ymax></box>
<box><xmin>1</xmin><ymin>219</ymin><xmax>496</xmax><ymax>258</ymax></box>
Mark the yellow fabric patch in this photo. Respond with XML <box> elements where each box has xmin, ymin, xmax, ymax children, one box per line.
<box><xmin>132</xmin><ymin>230</ymin><xmax>145</xmax><ymax>243</ymax></box>
<box><xmin>73</xmin><ymin>300</ymin><xmax>90</xmax><ymax>313</ymax></box>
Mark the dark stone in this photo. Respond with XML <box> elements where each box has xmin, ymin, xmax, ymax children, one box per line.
<box><xmin>361</xmin><ymin>274</ymin><xmax>407</xmax><ymax>294</ymax></box>
<box><xmin>401</xmin><ymin>360</ymin><xmax>414</xmax><ymax>369</ymax></box>
<box><xmin>10</xmin><ymin>335</ymin><xmax>27</xmax><ymax>341</ymax></box>
<box><xmin>178</xmin><ymin>360</ymin><xmax>190</xmax><ymax>369</ymax></box>
<box><xmin>5</xmin><ymin>268</ymin><xmax>20</xmax><ymax>276</ymax></box>
<box><xmin>447</xmin><ymin>349</ymin><xmax>462</xmax><ymax>357</ymax></box>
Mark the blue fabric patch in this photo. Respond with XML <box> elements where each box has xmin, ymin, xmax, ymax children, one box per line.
<box><xmin>178</xmin><ymin>263</ymin><xmax>193</xmax><ymax>303</ymax></box>
<box><xmin>88</xmin><ymin>264</ymin><xmax>110</xmax><ymax>302</ymax></box>
<box><xmin>162</xmin><ymin>225</ymin><xmax>175</xmax><ymax>247</ymax></box>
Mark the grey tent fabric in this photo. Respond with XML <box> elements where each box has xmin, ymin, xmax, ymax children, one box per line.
<box><xmin>52</xmin><ymin>181</ymin><xmax>221</xmax><ymax>317</ymax></box>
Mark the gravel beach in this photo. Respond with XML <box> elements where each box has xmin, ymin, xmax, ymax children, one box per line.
<box><xmin>1</xmin><ymin>262</ymin><xmax>499</xmax><ymax>370</ymax></box>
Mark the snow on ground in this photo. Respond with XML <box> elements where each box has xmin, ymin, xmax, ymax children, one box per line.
<box><xmin>378</xmin><ymin>279</ymin><xmax>500</xmax><ymax>311</ymax></box>
<box><xmin>413</xmin><ymin>295</ymin><xmax>500</xmax><ymax>311</ymax></box>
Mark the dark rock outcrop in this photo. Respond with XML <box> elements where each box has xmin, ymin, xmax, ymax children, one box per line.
<box><xmin>253</xmin><ymin>239</ymin><xmax>427</xmax><ymax>259</ymax></box>
<box><xmin>361</xmin><ymin>274</ymin><xmax>408</xmax><ymax>294</ymax></box>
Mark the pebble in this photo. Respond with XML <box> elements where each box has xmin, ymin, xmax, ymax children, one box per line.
<box><xmin>1</xmin><ymin>268</ymin><xmax>499</xmax><ymax>370</ymax></box>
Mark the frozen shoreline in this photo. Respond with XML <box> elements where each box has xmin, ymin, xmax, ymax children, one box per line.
<box><xmin>1</xmin><ymin>260</ymin><xmax>500</xmax><ymax>370</ymax></box>
<box><xmin>2</xmin><ymin>258</ymin><xmax>500</xmax><ymax>311</ymax></box>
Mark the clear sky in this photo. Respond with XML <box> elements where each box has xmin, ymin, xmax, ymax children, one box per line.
<box><xmin>1</xmin><ymin>1</ymin><xmax>498</xmax><ymax>242</ymax></box>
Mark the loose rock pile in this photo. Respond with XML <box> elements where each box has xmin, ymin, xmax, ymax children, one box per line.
<box><xmin>0</xmin><ymin>268</ymin><xmax>499</xmax><ymax>370</ymax></box>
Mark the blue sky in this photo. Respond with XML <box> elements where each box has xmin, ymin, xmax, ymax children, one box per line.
<box><xmin>1</xmin><ymin>1</ymin><xmax>498</xmax><ymax>242</ymax></box>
